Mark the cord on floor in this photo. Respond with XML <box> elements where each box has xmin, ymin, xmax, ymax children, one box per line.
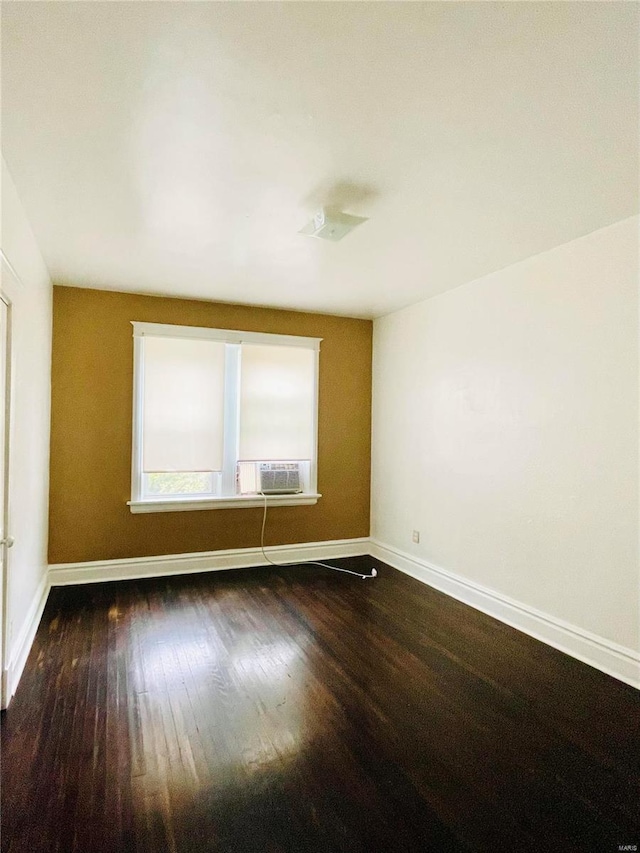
<box><xmin>259</xmin><ymin>493</ymin><xmax>377</xmax><ymax>580</ymax></box>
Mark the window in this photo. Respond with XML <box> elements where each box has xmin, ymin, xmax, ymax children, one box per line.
<box><xmin>129</xmin><ymin>322</ymin><xmax>321</xmax><ymax>513</ymax></box>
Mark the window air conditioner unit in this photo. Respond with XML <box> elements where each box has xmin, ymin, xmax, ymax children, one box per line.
<box><xmin>259</xmin><ymin>462</ymin><xmax>302</xmax><ymax>495</ymax></box>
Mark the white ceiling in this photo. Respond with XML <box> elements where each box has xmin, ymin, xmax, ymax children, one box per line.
<box><xmin>2</xmin><ymin>2</ymin><xmax>638</xmax><ymax>319</ymax></box>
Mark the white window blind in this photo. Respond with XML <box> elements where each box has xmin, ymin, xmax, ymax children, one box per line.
<box><xmin>142</xmin><ymin>336</ymin><xmax>225</xmax><ymax>473</ymax></box>
<box><xmin>239</xmin><ymin>344</ymin><xmax>316</xmax><ymax>461</ymax></box>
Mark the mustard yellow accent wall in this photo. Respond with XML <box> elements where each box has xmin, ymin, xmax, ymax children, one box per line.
<box><xmin>49</xmin><ymin>287</ymin><xmax>372</xmax><ymax>563</ymax></box>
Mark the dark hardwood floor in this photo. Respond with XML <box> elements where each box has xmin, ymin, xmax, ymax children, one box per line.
<box><xmin>2</xmin><ymin>557</ymin><xmax>639</xmax><ymax>853</ymax></box>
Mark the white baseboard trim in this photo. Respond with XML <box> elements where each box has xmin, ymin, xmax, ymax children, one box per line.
<box><xmin>49</xmin><ymin>537</ymin><xmax>371</xmax><ymax>587</ymax></box>
<box><xmin>3</xmin><ymin>573</ymin><xmax>51</xmax><ymax>706</ymax></box>
<box><xmin>40</xmin><ymin>538</ymin><xmax>640</xmax><ymax>693</ymax></box>
<box><xmin>370</xmin><ymin>539</ymin><xmax>640</xmax><ymax>690</ymax></box>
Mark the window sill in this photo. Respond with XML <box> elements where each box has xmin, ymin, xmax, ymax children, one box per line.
<box><xmin>127</xmin><ymin>493</ymin><xmax>321</xmax><ymax>514</ymax></box>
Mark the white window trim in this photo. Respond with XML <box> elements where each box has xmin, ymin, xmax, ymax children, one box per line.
<box><xmin>128</xmin><ymin>493</ymin><xmax>322</xmax><ymax>514</ymax></box>
<box><xmin>129</xmin><ymin>322</ymin><xmax>322</xmax><ymax>513</ymax></box>
<box><xmin>131</xmin><ymin>321</ymin><xmax>321</xmax><ymax>350</ymax></box>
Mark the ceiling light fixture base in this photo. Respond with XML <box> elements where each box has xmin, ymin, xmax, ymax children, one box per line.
<box><xmin>299</xmin><ymin>208</ymin><xmax>368</xmax><ymax>242</ymax></box>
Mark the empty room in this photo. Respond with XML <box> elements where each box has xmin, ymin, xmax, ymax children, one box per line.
<box><xmin>1</xmin><ymin>2</ymin><xmax>638</xmax><ymax>851</ymax></box>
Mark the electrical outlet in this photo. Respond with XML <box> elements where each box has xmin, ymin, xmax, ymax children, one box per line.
<box><xmin>412</xmin><ymin>530</ymin><xmax>420</xmax><ymax>544</ymax></box>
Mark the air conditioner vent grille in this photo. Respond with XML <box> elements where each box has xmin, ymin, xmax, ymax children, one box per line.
<box><xmin>259</xmin><ymin>462</ymin><xmax>302</xmax><ymax>494</ymax></box>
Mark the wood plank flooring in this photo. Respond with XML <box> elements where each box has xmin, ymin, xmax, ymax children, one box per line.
<box><xmin>2</xmin><ymin>557</ymin><xmax>639</xmax><ymax>852</ymax></box>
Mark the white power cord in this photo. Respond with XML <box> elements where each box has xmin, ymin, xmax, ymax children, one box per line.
<box><xmin>259</xmin><ymin>493</ymin><xmax>377</xmax><ymax>580</ymax></box>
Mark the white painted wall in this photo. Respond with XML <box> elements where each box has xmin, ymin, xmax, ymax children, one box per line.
<box><xmin>372</xmin><ymin>217</ymin><xmax>639</xmax><ymax>655</ymax></box>
<box><xmin>0</xmin><ymin>157</ymin><xmax>52</xmax><ymax>697</ymax></box>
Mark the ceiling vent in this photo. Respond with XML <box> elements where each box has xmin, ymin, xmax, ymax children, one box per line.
<box><xmin>299</xmin><ymin>208</ymin><xmax>368</xmax><ymax>242</ymax></box>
